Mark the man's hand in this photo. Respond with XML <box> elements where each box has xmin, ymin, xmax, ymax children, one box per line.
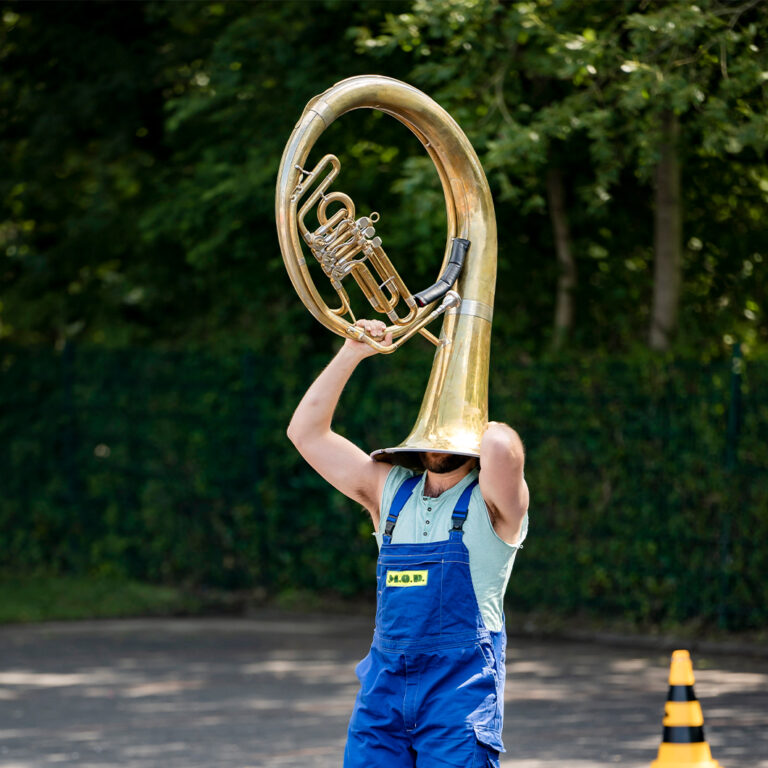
<box><xmin>343</xmin><ymin>318</ymin><xmax>393</xmax><ymax>359</ymax></box>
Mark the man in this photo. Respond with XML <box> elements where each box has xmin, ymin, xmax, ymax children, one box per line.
<box><xmin>287</xmin><ymin>318</ymin><xmax>529</xmax><ymax>768</ymax></box>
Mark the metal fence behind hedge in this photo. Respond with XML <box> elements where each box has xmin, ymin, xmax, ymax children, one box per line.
<box><xmin>0</xmin><ymin>343</ymin><xmax>765</xmax><ymax>630</ymax></box>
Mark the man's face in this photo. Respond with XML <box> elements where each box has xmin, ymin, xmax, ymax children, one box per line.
<box><xmin>420</xmin><ymin>452</ymin><xmax>473</xmax><ymax>474</ymax></box>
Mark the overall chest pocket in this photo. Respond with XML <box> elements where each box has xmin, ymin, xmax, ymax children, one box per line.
<box><xmin>375</xmin><ymin>557</ymin><xmax>444</xmax><ymax>640</ymax></box>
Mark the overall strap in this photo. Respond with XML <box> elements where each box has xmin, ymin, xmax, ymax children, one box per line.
<box><xmin>383</xmin><ymin>474</ymin><xmax>422</xmax><ymax>543</ymax></box>
<box><xmin>451</xmin><ymin>478</ymin><xmax>479</xmax><ymax>532</ymax></box>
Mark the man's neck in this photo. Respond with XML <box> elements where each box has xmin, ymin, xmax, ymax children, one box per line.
<box><xmin>423</xmin><ymin>463</ymin><xmax>474</xmax><ymax>497</ymax></box>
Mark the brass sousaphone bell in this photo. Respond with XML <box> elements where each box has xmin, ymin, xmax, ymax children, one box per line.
<box><xmin>275</xmin><ymin>75</ymin><xmax>496</xmax><ymax>467</ymax></box>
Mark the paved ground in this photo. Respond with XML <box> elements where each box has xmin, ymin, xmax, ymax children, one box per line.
<box><xmin>0</xmin><ymin>614</ymin><xmax>766</xmax><ymax>768</ymax></box>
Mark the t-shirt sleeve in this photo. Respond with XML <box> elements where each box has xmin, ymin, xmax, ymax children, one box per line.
<box><xmin>516</xmin><ymin>510</ymin><xmax>529</xmax><ymax>549</ymax></box>
<box><xmin>516</xmin><ymin>471</ymin><xmax>530</xmax><ymax>548</ymax></box>
<box><xmin>474</xmin><ymin>484</ymin><xmax>529</xmax><ymax>550</ymax></box>
<box><xmin>374</xmin><ymin>464</ymin><xmax>416</xmax><ymax>545</ymax></box>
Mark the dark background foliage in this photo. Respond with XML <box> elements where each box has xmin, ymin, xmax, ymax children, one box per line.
<box><xmin>1</xmin><ymin>0</ymin><xmax>766</xmax><ymax>629</ymax></box>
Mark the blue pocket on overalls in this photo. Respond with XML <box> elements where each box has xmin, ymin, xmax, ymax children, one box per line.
<box><xmin>473</xmin><ymin>725</ymin><xmax>503</xmax><ymax>767</ymax></box>
<box><xmin>354</xmin><ymin>650</ymin><xmax>372</xmax><ymax>682</ymax></box>
<box><xmin>469</xmin><ymin>640</ymin><xmax>505</xmax><ymax>764</ymax></box>
<box><xmin>375</xmin><ymin>557</ymin><xmax>443</xmax><ymax>642</ymax></box>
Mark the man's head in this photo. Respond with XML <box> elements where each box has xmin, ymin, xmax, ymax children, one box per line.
<box><xmin>419</xmin><ymin>452</ymin><xmax>477</xmax><ymax>474</ymax></box>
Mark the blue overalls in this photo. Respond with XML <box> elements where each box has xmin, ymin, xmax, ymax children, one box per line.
<box><xmin>344</xmin><ymin>474</ymin><xmax>507</xmax><ymax>768</ymax></box>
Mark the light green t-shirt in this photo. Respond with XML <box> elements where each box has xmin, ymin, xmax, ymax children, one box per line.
<box><xmin>374</xmin><ymin>465</ymin><xmax>528</xmax><ymax>632</ymax></box>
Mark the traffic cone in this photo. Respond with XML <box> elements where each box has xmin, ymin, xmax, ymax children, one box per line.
<box><xmin>650</xmin><ymin>650</ymin><xmax>722</xmax><ymax>767</ymax></box>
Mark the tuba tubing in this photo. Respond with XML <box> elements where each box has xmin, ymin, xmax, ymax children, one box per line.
<box><xmin>275</xmin><ymin>75</ymin><xmax>497</xmax><ymax>464</ymax></box>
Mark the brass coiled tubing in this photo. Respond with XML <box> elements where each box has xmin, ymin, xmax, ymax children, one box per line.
<box><xmin>276</xmin><ymin>75</ymin><xmax>497</xmax><ymax>465</ymax></box>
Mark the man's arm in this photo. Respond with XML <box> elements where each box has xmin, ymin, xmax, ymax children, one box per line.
<box><xmin>286</xmin><ymin>319</ymin><xmax>393</xmax><ymax>527</ymax></box>
<box><xmin>478</xmin><ymin>421</ymin><xmax>529</xmax><ymax>545</ymax></box>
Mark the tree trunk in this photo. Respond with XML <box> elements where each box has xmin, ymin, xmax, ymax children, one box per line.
<box><xmin>649</xmin><ymin>110</ymin><xmax>682</xmax><ymax>351</ymax></box>
<box><xmin>546</xmin><ymin>166</ymin><xmax>576</xmax><ymax>350</ymax></box>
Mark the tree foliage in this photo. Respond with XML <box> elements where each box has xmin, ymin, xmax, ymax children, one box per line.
<box><xmin>0</xmin><ymin>0</ymin><xmax>766</xmax><ymax>355</ymax></box>
<box><xmin>355</xmin><ymin>0</ymin><xmax>768</xmax><ymax>352</ymax></box>
<box><xmin>1</xmin><ymin>1</ymin><xmax>767</xmax><ymax>629</ymax></box>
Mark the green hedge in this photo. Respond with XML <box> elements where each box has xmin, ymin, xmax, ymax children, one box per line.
<box><xmin>1</xmin><ymin>343</ymin><xmax>765</xmax><ymax>629</ymax></box>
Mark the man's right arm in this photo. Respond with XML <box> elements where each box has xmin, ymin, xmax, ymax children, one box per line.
<box><xmin>286</xmin><ymin>319</ymin><xmax>393</xmax><ymax>527</ymax></box>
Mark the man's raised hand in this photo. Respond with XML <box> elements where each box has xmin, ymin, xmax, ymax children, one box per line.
<box><xmin>344</xmin><ymin>318</ymin><xmax>393</xmax><ymax>359</ymax></box>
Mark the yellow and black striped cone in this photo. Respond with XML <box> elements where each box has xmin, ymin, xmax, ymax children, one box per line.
<box><xmin>650</xmin><ymin>649</ymin><xmax>722</xmax><ymax>768</ymax></box>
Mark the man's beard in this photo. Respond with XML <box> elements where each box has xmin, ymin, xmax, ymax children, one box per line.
<box><xmin>419</xmin><ymin>452</ymin><xmax>473</xmax><ymax>474</ymax></box>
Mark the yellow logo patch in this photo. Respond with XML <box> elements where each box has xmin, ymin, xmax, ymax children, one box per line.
<box><xmin>386</xmin><ymin>570</ymin><xmax>428</xmax><ymax>587</ymax></box>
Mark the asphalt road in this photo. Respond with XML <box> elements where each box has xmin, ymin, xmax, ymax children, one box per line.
<box><xmin>0</xmin><ymin>614</ymin><xmax>766</xmax><ymax>767</ymax></box>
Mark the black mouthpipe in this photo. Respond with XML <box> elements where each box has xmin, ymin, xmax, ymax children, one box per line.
<box><xmin>413</xmin><ymin>238</ymin><xmax>470</xmax><ymax>307</ymax></box>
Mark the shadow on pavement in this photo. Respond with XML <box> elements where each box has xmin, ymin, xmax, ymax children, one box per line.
<box><xmin>0</xmin><ymin>614</ymin><xmax>766</xmax><ymax>767</ymax></box>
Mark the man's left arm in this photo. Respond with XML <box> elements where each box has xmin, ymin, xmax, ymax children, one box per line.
<box><xmin>478</xmin><ymin>421</ymin><xmax>529</xmax><ymax>546</ymax></box>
